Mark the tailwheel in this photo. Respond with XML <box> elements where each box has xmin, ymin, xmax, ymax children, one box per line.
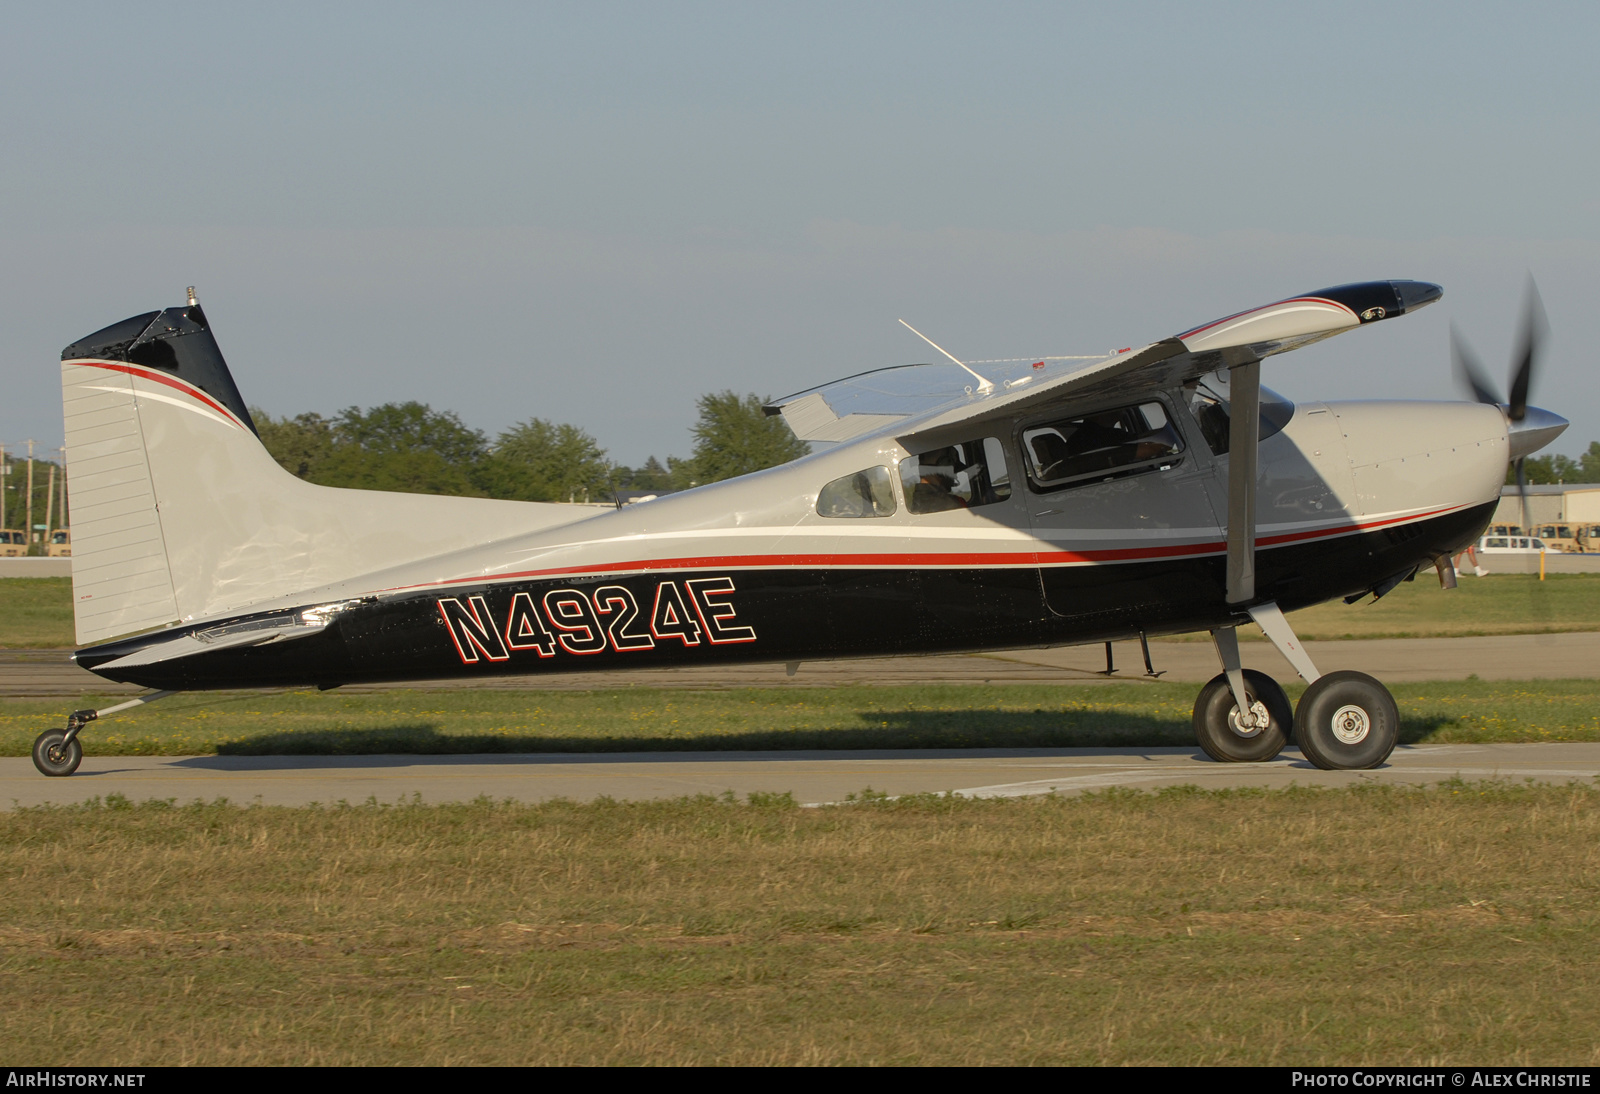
<box><xmin>1193</xmin><ymin>669</ymin><xmax>1292</xmax><ymax>762</ymax></box>
<box><xmin>32</xmin><ymin>729</ymin><xmax>83</xmax><ymax>777</ymax></box>
<box><xmin>1294</xmin><ymin>671</ymin><xmax>1399</xmax><ymax>770</ymax></box>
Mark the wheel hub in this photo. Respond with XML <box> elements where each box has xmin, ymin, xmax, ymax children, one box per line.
<box><xmin>1228</xmin><ymin>700</ymin><xmax>1270</xmax><ymax>738</ymax></box>
<box><xmin>1331</xmin><ymin>704</ymin><xmax>1371</xmax><ymax>745</ymax></box>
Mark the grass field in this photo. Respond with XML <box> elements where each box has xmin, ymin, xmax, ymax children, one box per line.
<box><xmin>4</xmin><ymin>573</ymin><xmax>1600</xmax><ymax>648</ymax></box>
<box><xmin>2</xmin><ymin>784</ymin><xmax>1596</xmax><ymax>1065</ymax></box>
<box><xmin>5</xmin><ymin>679</ymin><xmax>1600</xmax><ymax>756</ymax></box>
<box><xmin>1239</xmin><ymin>571</ymin><xmax>1600</xmax><ymax>641</ymax></box>
<box><xmin>0</xmin><ymin>578</ymin><xmax>76</xmax><ymax>647</ymax></box>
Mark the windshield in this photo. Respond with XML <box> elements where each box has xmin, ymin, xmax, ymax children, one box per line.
<box><xmin>1181</xmin><ymin>370</ymin><xmax>1295</xmax><ymax>456</ymax></box>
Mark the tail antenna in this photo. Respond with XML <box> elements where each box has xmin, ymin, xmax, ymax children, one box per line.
<box><xmin>186</xmin><ymin>286</ymin><xmax>198</xmax><ymax>307</ymax></box>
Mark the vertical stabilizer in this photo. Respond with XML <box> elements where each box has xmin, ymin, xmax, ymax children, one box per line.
<box><xmin>59</xmin><ymin>298</ymin><xmax>596</xmax><ymax>646</ymax></box>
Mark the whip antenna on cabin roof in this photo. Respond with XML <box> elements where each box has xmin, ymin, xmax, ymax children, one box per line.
<box><xmin>898</xmin><ymin>319</ymin><xmax>994</xmax><ymax>395</ymax></box>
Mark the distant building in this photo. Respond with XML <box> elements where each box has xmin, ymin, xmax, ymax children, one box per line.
<box><xmin>1491</xmin><ymin>484</ymin><xmax>1600</xmax><ymax>527</ymax></box>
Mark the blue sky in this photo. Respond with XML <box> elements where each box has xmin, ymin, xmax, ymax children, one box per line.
<box><xmin>3</xmin><ymin>1</ymin><xmax>1596</xmax><ymax>465</ymax></box>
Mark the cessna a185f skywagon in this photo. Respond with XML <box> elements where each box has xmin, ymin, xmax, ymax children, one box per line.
<box><xmin>33</xmin><ymin>281</ymin><xmax>1567</xmax><ymax>776</ymax></box>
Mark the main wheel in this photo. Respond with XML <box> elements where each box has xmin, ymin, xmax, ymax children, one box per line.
<box><xmin>1294</xmin><ymin>671</ymin><xmax>1398</xmax><ymax>770</ymax></box>
<box><xmin>32</xmin><ymin>729</ymin><xmax>83</xmax><ymax>777</ymax></box>
<box><xmin>1192</xmin><ymin>670</ymin><xmax>1293</xmax><ymax>762</ymax></box>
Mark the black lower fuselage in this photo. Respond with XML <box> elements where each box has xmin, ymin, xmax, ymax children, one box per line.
<box><xmin>76</xmin><ymin>502</ymin><xmax>1492</xmax><ymax>692</ymax></box>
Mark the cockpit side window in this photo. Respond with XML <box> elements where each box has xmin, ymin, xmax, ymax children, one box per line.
<box><xmin>816</xmin><ymin>465</ymin><xmax>897</xmax><ymax>518</ymax></box>
<box><xmin>1022</xmin><ymin>401</ymin><xmax>1182</xmax><ymax>491</ymax></box>
<box><xmin>900</xmin><ymin>437</ymin><xmax>1011</xmax><ymax>515</ymax></box>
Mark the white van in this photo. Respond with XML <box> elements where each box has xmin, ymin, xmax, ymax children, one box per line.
<box><xmin>1477</xmin><ymin>534</ymin><xmax>1550</xmax><ymax>554</ymax></box>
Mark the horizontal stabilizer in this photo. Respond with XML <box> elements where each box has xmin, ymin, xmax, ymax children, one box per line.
<box><xmin>777</xmin><ymin>392</ymin><xmax>907</xmax><ymax>442</ymax></box>
<box><xmin>95</xmin><ymin>617</ymin><xmax>326</xmax><ymax>671</ymax></box>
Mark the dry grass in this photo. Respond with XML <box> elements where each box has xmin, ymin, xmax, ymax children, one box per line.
<box><xmin>2</xmin><ymin>783</ymin><xmax>1598</xmax><ymax>1065</ymax></box>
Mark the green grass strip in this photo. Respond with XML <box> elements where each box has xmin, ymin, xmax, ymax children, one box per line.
<box><xmin>5</xmin><ymin>678</ymin><xmax>1600</xmax><ymax>756</ymax></box>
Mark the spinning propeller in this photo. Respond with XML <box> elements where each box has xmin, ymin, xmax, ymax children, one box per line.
<box><xmin>1450</xmin><ymin>280</ymin><xmax>1566</xmax><ymax>530</ymax></box>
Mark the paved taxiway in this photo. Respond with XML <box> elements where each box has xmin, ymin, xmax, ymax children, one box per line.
<box><xmin>6</xmin><ymin>633</ymin><xmax>1595</xmax><ymax>807</ymax></box>
<box><xmin>3</xmin><ymin>743</ymin><xmax>1596</xmax><ymax>809</ymax></box>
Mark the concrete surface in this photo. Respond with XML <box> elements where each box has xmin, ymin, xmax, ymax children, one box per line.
<box><xmin>1470</xmin><ymin>554</ymin><xmax>1600</xmax><ymax>574</ymax></box>
<box><xmin>0</xmin><ymin>558</ymin><xmax>70</xmax><ymax>577</ymax></box>
<box><xmin>3</xmin><ymin>742</ymin><xmax>1595</xmax><ymax>809</ymax></box>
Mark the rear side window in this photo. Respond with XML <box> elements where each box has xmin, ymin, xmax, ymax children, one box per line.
<box><xmin>1022</xmin><ymin>401</ymin><xmax>1182</xmax><ymax>490</ymax></box>
<box><xmin>816</xmin><ymin>465</ymin><xmax>897</xmax><ymax>518</ymax></box>
<box><xmin>900</xmin><ymin>437</ymin><xmax>1011</xmax><ymax>514</ymax></box>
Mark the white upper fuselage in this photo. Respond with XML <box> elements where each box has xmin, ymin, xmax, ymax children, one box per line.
<box><xmin>220</xmin><ymin>393</ymin><xmax>1510</xmax><ymax>624</ymax></box>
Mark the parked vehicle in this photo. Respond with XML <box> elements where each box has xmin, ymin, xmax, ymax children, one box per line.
<box><xmin>1575</xmin><ymin>524</ymin><xmax>1600</xmax><ymax>553</ymax></box>
<box><xmin>1534</xmin><ymin>524</ymin><xmax>1582</xmax><ymax>553</ymax></box>
<box><xmin>0</xmin><ymin>530</ymin><xmax>25</xmax><ymax>558</ymax></box>
<box><xmin>45</xmin><ymin>529</ymin><xmax>70</xmax><ymax>558</ymax></box>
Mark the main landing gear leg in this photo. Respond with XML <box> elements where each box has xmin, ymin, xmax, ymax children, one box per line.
<box><xmin>1249</xmin><ymin>601</ymin><xmax>1399</xmax><ymax>769</ymax></box>
<box><xmin>1195</xmin><ymin>602</ymin><xmax>1398</xmax><ymax>771</ymax></box>
<box><xmin>31</xmin><ymin>691</ymin><xmax>177</xmax><ymax>777</ymax></box>
<box><xmin>1193</xmin><ymin>625</ymin><xmax>1292</xmax><ymax>762</ymax></box>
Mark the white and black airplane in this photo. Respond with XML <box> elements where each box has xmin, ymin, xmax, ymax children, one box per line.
<box><xmin>31</xmin><ymin>280</ymin><xmax>1567</xmax><ymax>776</ymax></box>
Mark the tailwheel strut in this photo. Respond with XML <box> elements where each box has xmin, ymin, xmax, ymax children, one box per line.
<box><xmin>32</xmin><ymin>691</ymin><xmax>176</xmax><ymax>777</ymax></box>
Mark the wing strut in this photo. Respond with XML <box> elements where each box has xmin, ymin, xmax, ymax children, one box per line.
<box><xmin>1217</xmin><ymin>363</ymin><xmax>1324</xmax><ymax>718</ymax></box>
<box><xmin>1225</xmin><ymin>360</ymin><xmax>1260</xmax><ymax>605</ymax></box>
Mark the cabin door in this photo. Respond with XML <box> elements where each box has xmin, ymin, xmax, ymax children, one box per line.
<box><xmin>1017</xmin><ymin>395</ymin><xmax>1225</xmax><ymax>627</ymax></box>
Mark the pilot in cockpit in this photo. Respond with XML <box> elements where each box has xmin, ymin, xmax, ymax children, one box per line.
<box><xmin>910</xmin><ymin>447</ymin><xmax>969</xmax><ymax>512</ymax></box>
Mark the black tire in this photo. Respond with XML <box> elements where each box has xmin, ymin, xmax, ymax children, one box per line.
<box><xmin>32</xmin><ymin>729</ymin><xmax>83</xmax><ymax>777</ymax></box>
<box><xmin>1192</xmin><ymin>670</ymin><xmax>1292</xmax><ymax>762</ymax></box>
<box><xmin>1294</xmin><ymin>671</ymin><xmax>1399</xmax><ymax>770</ymax></box>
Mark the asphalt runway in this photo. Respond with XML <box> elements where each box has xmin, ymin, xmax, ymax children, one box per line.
<box><xmin>3</xmin><ymin>742</ymin><xmax>1596</xmax><ymax>809</ymax></box>
<box><xmin>4</xmin><ymin>631</ymin><xmax>1600</xmax><ymax>699</ymax></box>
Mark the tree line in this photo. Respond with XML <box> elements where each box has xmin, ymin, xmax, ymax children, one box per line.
<box><xmin>1515</xmin><ymin>442</ymin><xmax>1600</xmax><ymax>486</ymax></box>
<box><xmin>252</xmin><ymin>397</ymin><xmax>1600</xmax><ymax>498</ymax></box>
<box><xmin>6</xmin><ymin>414</ymin><xmax>1598</xmax><ymax>540</ymax></box>
<box><xmin>250</xmin><ymin>390</ymin><xmax>811</xmax><ymax>502</ymax></box>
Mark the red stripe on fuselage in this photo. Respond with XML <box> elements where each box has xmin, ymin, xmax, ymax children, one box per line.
<box><xmin>377</xmin><ymin>504</ymin><xmax>1468</xmax><ymax>595</ymax></box>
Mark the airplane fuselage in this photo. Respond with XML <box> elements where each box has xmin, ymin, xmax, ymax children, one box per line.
<box><xmin>76</xmin><ymin>393</ymin><xmax>1508</xmax><ymax>691</ymax></box>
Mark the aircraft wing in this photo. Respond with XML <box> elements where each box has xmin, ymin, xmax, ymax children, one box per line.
<box><xmin>766</xmin><ymin>280</ymin><xmax>1442</xmax><ymax>447</ymax></box>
